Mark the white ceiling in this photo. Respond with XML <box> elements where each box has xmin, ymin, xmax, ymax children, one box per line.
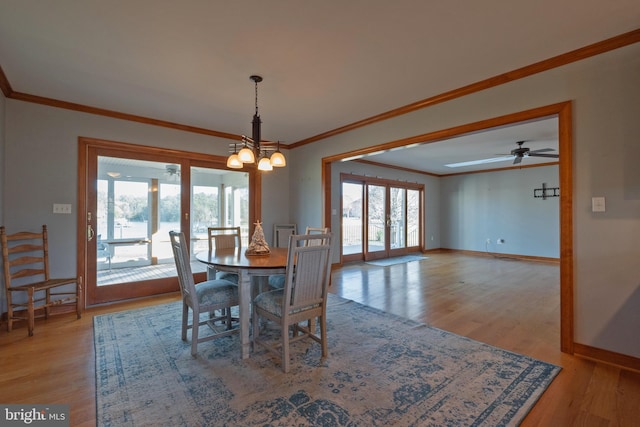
<box><xmin>1</xmin><ymin>1</ymin><xmax>638</xmax><ymax>172</ymax></box>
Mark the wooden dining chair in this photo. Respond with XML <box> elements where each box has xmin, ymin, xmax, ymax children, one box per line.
<box><xmin>273</xmin><ymin>223</ymin><xmax>297</xmax><ymax>248</ymax></box>
<box><xmin>0</xmin><ymin>225</ymin><xmax>82</xmax><ymax>336</ymax></box>
<box><xmin>206</xmin><ymin>226</ymin><xmax>241</xmax><ymax>283</ymax></box>
<box><xmin>252</xmin><ymin>232</ymin><xmax>333</xmax><ymax>372</ymax></box>
<box><xmin>169</xmin><ymin>231</ymin><xmax>240</xmax><ymax>357</ymax></box>
<box><xmin>304</xmin><ymin>226</ymin><xmax>330</xmax><ymax>245</ymax></box>
<box><xmin>268</xmin><ymin>226</ymin><xmax>330</xmax><ymax>289</ymax></box>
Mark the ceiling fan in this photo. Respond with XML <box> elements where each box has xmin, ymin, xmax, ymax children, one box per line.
<box><xmin>503</xmin><ymin>141</ymin><xmax>559</xmax><ymax>165</ymax></box>
<box><xmin>444</xmin><ymin>140</ymin><xmax>559</xmax><ymax>168</ymax></box>
<box><xmin>165</xmin><ymin>164</ymin><xmax>180</xmax><ymax>177</ymax></box>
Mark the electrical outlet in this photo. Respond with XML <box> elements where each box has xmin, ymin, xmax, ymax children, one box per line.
<box><xmin>486</xmin><ymin>238</ymin><xmax>491</xmax><ymax>244</ymax></box>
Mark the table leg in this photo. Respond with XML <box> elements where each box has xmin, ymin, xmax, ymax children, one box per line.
<box><xmin>238</xmin><ymin>269</ymin><xmax>251</xmax><ymax>359</ymax></box>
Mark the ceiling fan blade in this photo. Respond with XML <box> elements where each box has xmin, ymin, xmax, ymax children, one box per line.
<box><xmin>528</xmin><ymin>152</ymin><xmax>559</xmax><ymax>158</ymax></box>
<box><xmin>529</xmin><ymin>148</ymin><xmax>555</xmax><ymax>153</ymax></box>
<box><xmin>513</xmin><ymin>156</ymin><xmax>523</xmax><ymax>165</ymax></box>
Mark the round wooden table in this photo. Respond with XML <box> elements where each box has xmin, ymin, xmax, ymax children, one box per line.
<box><xmin>196</xmin><ymin>247</ymin><xmax>288</xmax><ymax>359</ymax></box>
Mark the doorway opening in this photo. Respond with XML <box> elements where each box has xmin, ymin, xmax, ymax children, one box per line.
<box><xmin>322</xmin><ymin>101</ymin><xmax>573</xmax><ymax>354</ymax></box>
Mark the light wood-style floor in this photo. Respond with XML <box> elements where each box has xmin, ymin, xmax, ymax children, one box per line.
<box><xmin>1</xmin><ymin>252</ymin><xmax>639</xmax><ymax>426</ymax></box>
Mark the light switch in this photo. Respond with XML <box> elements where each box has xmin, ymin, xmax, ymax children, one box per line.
<box><xmin>591</xmin><ymin>197</ymin><xmax>606</xmax><ymax>212</ymax></box>
<box><xmin>53</xmin><ymin>203</ymin><xmax>72</xmax><ymax>214</ymax></box>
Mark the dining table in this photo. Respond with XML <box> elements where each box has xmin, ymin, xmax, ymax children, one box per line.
<box><xmin>195</xmin><ymin>247</ymin><xmax>288</xmax><ymax>359</ymax></box>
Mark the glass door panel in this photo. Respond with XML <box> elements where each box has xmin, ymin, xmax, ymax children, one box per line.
<box><xmin>342</xmin><ymin>182</ymin><xmax>363</xmax><ymax>256</ymax></box>
<box><xmin>407</xmin><ymin>189</ymin><xmax>420</xmax><ymax>247</ymax></box>
<box><xmin>389</xmin><ymin>187</ymin><xmax>406</xmax><ymax>254</ymax></box>
<box><xmin>92</xmin><ymin>156</ymin><xmax>181</xmax><ymax>304</ymax></box>
<box><xmin>366</xmin><ymin>184</ymin><xmax>387</xmax><ymax>259</ymax></box>
<box><xmin>190</xmin><ymin>166</ymin><xmax>249</xmax><ymax>254</ymax></box>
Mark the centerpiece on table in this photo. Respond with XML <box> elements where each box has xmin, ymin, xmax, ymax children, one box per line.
<box><xmin>245</xmin><ymin>221</ymin><xmax>270</xmax><ymax>256</ymax></box>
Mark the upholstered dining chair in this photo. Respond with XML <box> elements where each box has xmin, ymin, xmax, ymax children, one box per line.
<box><xmin>0</xmin><ymin>225</ymin><xmax>82</xmax><ymax>336</ymax></box>
<box><xmin>252</xmin><ymin>232</ymin><xmax>333</xmax><ymax>372</ymax></box>
<box><xmin>268</xmin><ymin>226</ymin><xmax>330</xmax><ymax>289</ymax></box>
<box><xmin>169</xmin><ymin>231</ymin><xmax>239</xmax><ymax>357</ymax></box>
<box><xmin>206</xmin><ymin>226</ymin><xmax>241</xmax><ymax>283</ymax></box>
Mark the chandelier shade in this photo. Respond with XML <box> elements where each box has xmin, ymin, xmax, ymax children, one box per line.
<box><xmin>227</xmin><ymin>75</ymin><xmax>286</xmax><ymax>171</ymax></box>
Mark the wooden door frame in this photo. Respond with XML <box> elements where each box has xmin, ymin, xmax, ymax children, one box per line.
<box><xmin>77</xmin><ymin>137</ymin><xmax>261</xmax><ymax>306</ymax></box>
<box><xmin>322</xmin><ymin>101</ymin><xmax>573</xmax><ymax>354</ymax></box>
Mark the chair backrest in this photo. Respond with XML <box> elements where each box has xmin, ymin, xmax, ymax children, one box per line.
<box><xmin>273</xmin><ymin>223</ymin><xmax>297</xmax><ymax>248</ymax></box>
<box><xmin>1</xmin><ymin>225</ymin><xmax>51</xmax><ymax>289</ymax></box>
<box><xmin>207</xmin><ymin>227</ymin><xmax>241</xmax><ymax>252</ymax></box>
<box><xmin>169</xmin><ymin>231</ymin><xmax>197</xmax><ymax>305</ymax></box>
<box><xmin>304</xmin><ymin>226</ymin><xmax>330</xmax><ymax>246</ymax></box>
<box><xmin>283</xmin><ymin>233</ymin><xmax>333</xmax><ymax>311</ymax></box>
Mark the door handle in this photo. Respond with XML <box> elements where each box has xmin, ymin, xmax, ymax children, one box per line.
<box><xmin>88</xmin><ymin>225</ymin><xmax>95</xmax><ymax>241</ymax></box>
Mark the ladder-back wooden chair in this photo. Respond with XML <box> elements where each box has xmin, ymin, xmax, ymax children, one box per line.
<box><xmin>273</xmin><ymin>223</ymin><xmax>297</xmax><ymax>248</ymax></box>
<box><xmin>206</xmin><ymin>226</ymin><xmax>242</xmax><ymax>283</ymax></box>
<box><xmin>169</xmin><ymin>231</ymin><xmax>240</xmax><ymax>357</ymax></box>
<box><xmin>252</xmin><ymin>232</ymin><xmax>333</xmax><ymax>372</ymax></box>
<box><xmin>304</xmin><ymin>226</ymin><xmax>330</xmax><ymax>246</ymax></box>
<box><xmin>0</xmin><ymin>225</ymin><xmax>82</xmax><ymax>336</ymax></box>
<box><xmin>268</xmin><ymin>226</ymin><xmax>330</xmax><ymax>289</ymax></box>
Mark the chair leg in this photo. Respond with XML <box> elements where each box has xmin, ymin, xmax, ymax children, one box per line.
<box><xmin>225</xmin><ymin>307</ymin><xmax>233</xmax><ymax>330</ymax></box>
<box><xmin>27</xmin><ymin>288</ymin><xmax>35</xmax><ymax>337</ymax></box>
<box><xmin>181</xmin><ymin>303</ymin><xmax>189</xmax><ymax>341</ymax></box>
<box><xmin>282</xmin><ymin>322</ymin><xmax>290</xmax><ymax>373</ymax></box>
<box><xmin>45</xmin><ymin>289</ymin><xmax>51</xmax><ymax>319</ymax></box>
<box><xmin>252</xmin><ymin>308</ymin><xmax>260</xmax><ymax>344</ymax></box>
<box><xmin>320</xmin><ymin>315</ymin><xmax>328</xmax><ymax>357</ymax></box>
<box><xmin>6</xmin><ymin>291</ymin><xmax>13</xmax><ymax>332</ymax></box>
<box><xmin>190</xmin><ymin>309</ymin><xmax>199</xmax><ymax>357</ymax></box>
<box><xmin>76</xmin><ymin>276</ymin><xmax>83</xmax><ymax>319</ymax></box>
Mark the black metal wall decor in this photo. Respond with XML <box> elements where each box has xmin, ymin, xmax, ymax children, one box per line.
<box><xmin>534</xmin><ymin>182</ymin><xmax>560</xmax><ymax>200</ymax></box>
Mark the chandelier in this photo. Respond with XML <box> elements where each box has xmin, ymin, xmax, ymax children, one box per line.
<box><xmin>227</xmin><ymin>75</ymin><xmax>286</xmax><ymax>171</ymax></box>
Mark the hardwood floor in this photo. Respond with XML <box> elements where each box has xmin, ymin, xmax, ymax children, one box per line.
<box><xmin>1</xmin><ymin>252</ymin><xmax>638</xmax><ymax>426</ymax></box>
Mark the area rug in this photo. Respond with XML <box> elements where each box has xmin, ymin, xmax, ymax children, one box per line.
<box><xmin>366</xmin><ymin>254</ymin><xmax>428</xmax><ymax>267</ymax></box>
<box><xmin>94</xmin><ymin>295</ymin><xmax>560</xmax><ymax>426</ymax></box>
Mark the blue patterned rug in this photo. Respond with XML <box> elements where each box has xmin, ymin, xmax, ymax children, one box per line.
<box><xmin>94</xmin><ymin>295</ymin><xmax>560</xmax><ymax>426</ymax></box>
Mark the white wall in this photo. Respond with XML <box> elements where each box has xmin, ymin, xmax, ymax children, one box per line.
<box><xmin>291</xmin><ymin>42</ymin><xmax>640</xmax><ymax>358</ymax></box>
<box><xmin>441</xmin><ymin>165</ymin><xmax>559</xmax><ymax>258</ymax></box>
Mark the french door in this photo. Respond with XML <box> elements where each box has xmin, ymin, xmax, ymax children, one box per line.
<box><xmin>341</xmin><ymin>173</ymin><xmax>423</xmax><ymax>262</ymax></box>
<box><xmin>79</xmin><ymin>138</ymin><xmax>258</xmax><ymax>306</ymax></box>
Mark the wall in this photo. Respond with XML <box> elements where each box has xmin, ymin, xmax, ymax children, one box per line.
<box><xmin>3</xmin><ymin>41</ymin><xmax>639</xmax><ymax>360</ymax></box>
<box><xmin>441</xmin><ymin>165</ymin><xmax>559</xmax><ymax>258</ymax></box>
<box><xmin>1</xmin><ymin>100</ymin><xmax>287</xmax><ymax>308</ymax></box>
<box><xmin>291</xmin><ymin>42</ymin><xmax>640</xmax><ymax>358</ymax></box>
<box><xmin>0</xmin><ymin>90</ymin><xmax>5</xmax><ymax>227</ymax></box>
